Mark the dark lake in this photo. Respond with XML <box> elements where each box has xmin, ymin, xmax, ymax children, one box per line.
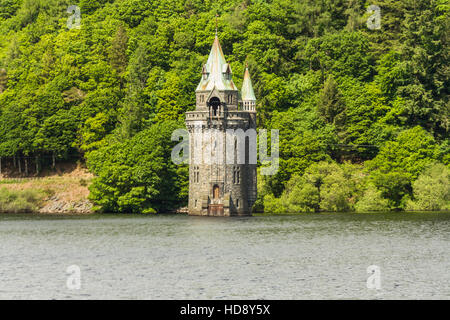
<box><xmin>0</xmin><ymin>212</ymin><xmax>449</xmax><ymax>299</ymax></box>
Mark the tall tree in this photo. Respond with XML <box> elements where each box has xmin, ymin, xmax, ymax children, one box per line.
<box><xmin>318</xmin><ymin>75</ymin><xmax>346</xmax><ymax>127</ymax></box>
<box><xmin>0</xmin><ymin>69</ymin><xmax>6</xmax><ymax>93</ymax></box>
<box><xmin>110</xmin><ymin>24</ymin><xmax>129</xmax><ymax>86</ymax></box>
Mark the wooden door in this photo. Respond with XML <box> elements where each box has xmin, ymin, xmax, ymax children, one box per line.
<box><xmin>213</xmin><ymin>185</ymin><xmax>220</xmax><ymax>199</ymax></box>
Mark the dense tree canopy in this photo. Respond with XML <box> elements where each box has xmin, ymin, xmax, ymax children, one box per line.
<box><xmin>0</xmin><ymin>0</ymin><xmax>448</xmax><ymax>212</ymax></box>
<box><xmin>87</xmin><ymin>120</ymin><xmax>188</xmax><ymax>213</ymax></box>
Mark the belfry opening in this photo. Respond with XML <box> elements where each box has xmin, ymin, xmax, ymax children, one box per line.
<box><xmin>209</xmin><ymin>97</ymin><xmax>221</xmax><ymax>116</ymax></box>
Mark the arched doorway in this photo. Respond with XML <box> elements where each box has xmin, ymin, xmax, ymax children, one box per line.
<box><xmin>213</xmin><ymin>185</ymin><xmax>220</xmax><ymax>199</ymax></box>
<box><xmin>209</xmin><ymin>184</ymin><xmax>224</xmax><ymax>216</ymax></box>
<box><xmin>209</xmin><ymin>97</ymin><xmax>221</xmax><ymax>116</ymax></box>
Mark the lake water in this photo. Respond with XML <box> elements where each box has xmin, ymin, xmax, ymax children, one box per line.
<box><xmin>0</xmin><ymin>212</ymin><xmax>449</xmax><ymax>300</ymax></box>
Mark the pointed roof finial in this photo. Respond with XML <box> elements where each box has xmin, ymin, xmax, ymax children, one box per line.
<box><xmin>215</xmin><ymin>13</ymin><xmax>219</xmax><ymax>36</ymax></box>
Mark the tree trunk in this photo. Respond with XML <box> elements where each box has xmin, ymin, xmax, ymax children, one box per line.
<box><xmin>0</xmin><ymin>157</ymin><xmax>2</xmax><ymax>175</ymax></box>
<box><xmin>25</xmin><ymin>158</ymin><xmax>28</xmax><ymax>176</ymax></box>
<box><xmin>18</xmin><ymin>157</ymin><xmax>22</xmax><ymax>174</ymax></box>
<box><xmin>52</xmin><ymin>153</ymin><xmax>56</xmax><ymax>169</ymax></box>
<box><xmin>35</xmin><ymin>156</ymin><xmax>39</xmax><ymax>175</ymax></box>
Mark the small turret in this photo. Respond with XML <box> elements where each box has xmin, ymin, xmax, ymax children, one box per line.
<box><xmin>241</xmin><ymin>64</ymin><xmax>256</xmax><ymax>112</ymax></box>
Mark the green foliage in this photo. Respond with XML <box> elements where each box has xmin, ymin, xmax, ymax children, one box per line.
<box><xmin>87</xmin><ymin>120</ymin><xmax>188</xmax><ymax>213</ymax></box>
<box><xmin>317</xmin><ymin>75</ymin><xmax>345</xmax><ymax>127</ymax></box>
<box><xmin>365</xmin><ymin>126</ymin><xmax>441</xmax><ymax>209</ymax></box>
<box><xmin>406</xmin><ymin>163</ymin><xmax>450</xmax><ymax>211</ymax></box>
<box><xmin>110</xmin><ymin>24</ymin><xmax>128</xmax><ymax>79</ymax></box>
<box><xmin>0</xmin><ymin>0</ymin><xmax>448</xmax><ymax>213</ymax></box>
<box><xmin>368</xmin><ymin>171</ymin><xmax>411</xmax><ymax>210</ymax></box>
<box><xmin>265</xmin><ymin>106</ymin><xmax>333</xmax><ymax>197</ymax></box>
<box><xmin>266</xmin><ymin>161</ymin><xmax>365</xmax><ymax>213</ymax></box>
<box><xmin>80</xmin><ymin>112</ymin><xmax>114</xmax><ymax>153</ymax></box>
<box><xmin>283</xmin><ymin>175</ymin><xmax>319</xmax><ymax>213</ymax></box>
<box><xmin>304</xmin><ymin>31</ymin><xmax>374</xmax><ymax>81</ymax></box>
<box><xmin>262</xmin><ymin>194</ymin><xmax>286</xmax><ymax>215</ymax></box>
<box><xmin>366</xmin><ymin>126</ymin><xmax>440</xmax><ymax>208</ymax></box>
<box><xmin>355</xmin><ymin>184</ymin><xmax>389</xmax><ymax>212</ymax></box>
<box><xmin>0</xmin><ymin>187</ymin><xmax>43</xmax><ymax>213</ymax></box>
<box><xmin>0</xmin><ymin>68</ymin><xmax>6</xmax><ymax>92</ymax></box>
<box><xmin>319</xmin><ymin>162</ymin><xmax>364</xmax><ymax>212</ymax></box>
<box><xmin>0</xmin><ymin>0</ymin><xmax>21</xmax><ymax>20</ymax></box>
<box><xmin>338</xmin><ymin>78</ymin><xmax>391</xmax><ymax>159</ymax></box>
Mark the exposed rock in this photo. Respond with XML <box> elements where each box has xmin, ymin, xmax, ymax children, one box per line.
<box><xmin>176</xmin><ymin>207</ymin><xmax>189</xmax><ymax>214</ymax></box>
<box><xmin>39</xmin><ymin>200</ymin><xmax>93</xmax><ymax>214</ymax></box>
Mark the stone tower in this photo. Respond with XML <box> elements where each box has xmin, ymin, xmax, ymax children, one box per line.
<box><xmin>185</xmin><ymin>34</ymin><xmax>257</xmax><ymax>216</ymax></box>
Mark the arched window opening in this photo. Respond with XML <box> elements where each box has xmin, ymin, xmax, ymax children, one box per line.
<box><xmin>209</xmin><ymin>97</ymin><xmax>220</xmax><ymax>116</ymax></box>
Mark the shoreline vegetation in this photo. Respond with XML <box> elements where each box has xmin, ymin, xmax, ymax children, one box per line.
<box><xmin>0</xmin><ymin>1</ymin><xmax>449</xmax><ymax>215</ymax></box>
<box><xmin>259</xmin><ymin>161</ymin><xmax>450</xmax><ymax>214</ymax></box>
<box><xmin>0</xmin><ymin>161</ymin><xmax>448</xmax><ymax>215</ymax></box>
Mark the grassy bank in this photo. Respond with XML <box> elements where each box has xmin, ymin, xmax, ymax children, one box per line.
<box><xmin>0</xmin><ymin>164</ymin><xmax>93</xmax><ymax>214</ymax></box>
<box><xmin>0</xmin><ymin>188</ymin><xmax>44</xmax><ymax>213</ymax></box>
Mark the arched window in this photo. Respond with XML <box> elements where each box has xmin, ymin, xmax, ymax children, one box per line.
<box><xmin>193</xmin><ymin>166</ymin><xmax>200</xmax><ymax>183</ymax></box>
<box><xmin>209</xmin><ymin>97</ymin><xmax>220</xmax><ymax>116</ymax></box>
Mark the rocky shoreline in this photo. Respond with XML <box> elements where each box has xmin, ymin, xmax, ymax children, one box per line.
<box><xmin>38</xmin><ymin>195</ymin><xmax>93</xmax><ymax>214</ymax></box>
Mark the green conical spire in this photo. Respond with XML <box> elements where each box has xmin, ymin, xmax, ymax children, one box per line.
<box><xmin>196</xmin><ymin>34</ymin><xmax>237</xmax><ymax>92</ymax></box>
<box><xmin>241</xmin><ymin>65</ymin><xmax>256</xmax><ymax>101</ymax></box>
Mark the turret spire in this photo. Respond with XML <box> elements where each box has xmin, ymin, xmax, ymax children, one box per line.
<box><xmin>196</xmin><ymin>33</ymin><xmax>237</xmax><ymax>92</ymax></box>
<box><xmin>241</xmin><ymin>64</ymin><xmax>256</xmax><ymax>102</ymax></box>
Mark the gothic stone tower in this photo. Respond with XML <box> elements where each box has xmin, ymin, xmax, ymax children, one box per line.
<box><xmin>185</xmin><ymin>34</ymin><xmax>257</xmax><ymax>216</ymax></box>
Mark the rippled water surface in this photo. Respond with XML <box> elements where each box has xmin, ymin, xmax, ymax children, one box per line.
<box><xmin>0</xmin><ymin>212</ymin><xmax>449</xmax><ymax>299</ymax></box>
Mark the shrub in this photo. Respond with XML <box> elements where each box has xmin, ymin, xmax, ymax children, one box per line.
<box><xmin>0</xmin><ymin>188</ymin><xmax>43</xmax><ymax>213</ymax></box>
<box><xmin>366</xmin><ymin>126</ymin><xmax>440</xmax><ymax>208</ymax></box>
<box><xmin>263</xmin><ymin>194</ymin><xmax>287</xmax><ymax>214</ymax></box>
<box><xmin>406</xmin><ymin>163</ymin><xmax>450</xmax><ymax>211</ymax></box>
<box><xmin>273</xmin><ymin>161</ymin><xmax>365</xmax><ymax>213</ymax></box>
<box><xmin>304</xmin><ymin>161</ymin><xmax>363</xmax><ymax>212</ymax></box>
<box><xmin>286</xmin><ymin>181</ymin><xmax>319</xmax><ymax>213</ymax></box>
<box><xmin>355</xmin><ymin>184</ymin><xmax>389</xmax><ymax>212</ymax></box>
<box><xmin>87</xmin><ymin>120</ymin><xmax>188</xmax><ymax>213</ymax></box>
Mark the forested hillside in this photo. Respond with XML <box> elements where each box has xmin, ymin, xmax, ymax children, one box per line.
<box><xmin>0</xmin><ymin>0</ymin><xmax>448</xmax><ymax>213</ymax></box>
